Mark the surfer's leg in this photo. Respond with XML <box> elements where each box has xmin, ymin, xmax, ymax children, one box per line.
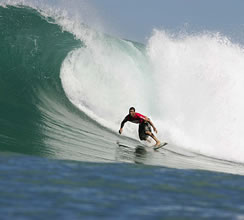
<box><xmin>143</xmin><ymin>122</ymin><xmax>160</xmax><ymax>146</ymax></box>
<box><xmin>138</xmin><ymin>123</ymin><xmax>148</xmax><ymax>140</ymax></box>
<box><xmin>146</xmin><ymin>138</ymin><xmax>152</xmax><ymax>143</ymax></box>
<box><xmin>145</xmin><ymin>131</ymin><xmax>160</xmax><ymax>146</ymax></box>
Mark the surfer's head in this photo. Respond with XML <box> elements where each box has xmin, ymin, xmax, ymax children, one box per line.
<box><xmin>129</xmin><ymin>107</ymin><xmax>135</xmax><ymax>117</ymax></box>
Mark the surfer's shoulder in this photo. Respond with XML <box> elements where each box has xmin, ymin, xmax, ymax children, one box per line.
<box><xmin>135</xmin><ymin>112</ymin><xmax>147</xmax><ymax>120</ymax></box>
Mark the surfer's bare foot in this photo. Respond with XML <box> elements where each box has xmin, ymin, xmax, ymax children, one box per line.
<box><xmin>154</xmin><ymin>141</ymin><xmax>161</xmax><ymax>146</ymax></box>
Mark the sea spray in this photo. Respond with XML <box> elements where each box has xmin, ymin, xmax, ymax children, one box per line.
<box><xmin>147</xmin><ymin>30</ymin><xmax>244</xmax><ymax>162</ymax></box>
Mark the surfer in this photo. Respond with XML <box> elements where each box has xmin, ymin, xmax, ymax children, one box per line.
<box><xmin>119</xmin><ymin>107</ymin><xmax>161</xmax><ymax>146</ymax></box>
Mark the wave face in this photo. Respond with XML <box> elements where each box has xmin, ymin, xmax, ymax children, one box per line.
<box><xmin>0</xmin><ymin>5</ymin><xmax>78</xmax><ymax>155</ymax></box>
<box><xmin>1</xmin><ymin>4</ymin><xmax>244</xmax><ymax>168</ymax></box>
<box><xmin>0</xmin><ymin>5</ymin><xmax>142</xmax><ymax>163</ymax></box>
<box><xmin>0</xmin><ymin>5</ymin><xmax>117</xmax><ymax>160</ymax></box>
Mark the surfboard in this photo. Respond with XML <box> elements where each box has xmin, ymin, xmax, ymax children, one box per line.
<box><xmin>117</xmin><ymin>141</ymin><xmax>168</xmax><ymax>152</ymax></box>
<box><xmin>153</xmin><ymin>142</ymin><xmax>168</xmax><ymax>150</ymax></box>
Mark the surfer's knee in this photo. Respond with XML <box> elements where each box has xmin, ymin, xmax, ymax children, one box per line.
<box><xmin>145</xmin><ymin>131</ymin><xmax>152</xmax><ymax>136</ymax></box>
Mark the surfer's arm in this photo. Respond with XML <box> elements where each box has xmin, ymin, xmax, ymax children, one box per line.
<box><xmin>145</xmin><ymin>117</ymin><xmax>158</xmax><ymax>133</ymax></box>
<box><xmin>119</xmin><ymin>116</ymin><xmax>129</xmax><ymax>134</ymax></box>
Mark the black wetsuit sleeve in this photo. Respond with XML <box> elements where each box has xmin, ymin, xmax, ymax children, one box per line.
<box><xmin>120</xmin><ymin>115</ymin><xmax>129</xmax><ymax>129</ymax></box>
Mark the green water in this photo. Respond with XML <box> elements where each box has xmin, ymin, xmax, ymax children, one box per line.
<box><xmin>0</xmin><ymin>6</ymin><xmax>80</xmax><ymax>155</ymax></box>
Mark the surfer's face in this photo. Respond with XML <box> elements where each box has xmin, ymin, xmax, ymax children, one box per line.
<box><xmin>129</xmin><ymin>109</ymin><xmax>135</xmax><ymax>117</ymax></box>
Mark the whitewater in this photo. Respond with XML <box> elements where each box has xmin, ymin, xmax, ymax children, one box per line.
<box><xmin>59</xmin><ymin>10</ymin><xmax>244</xmax><ymax>163</ymax></box>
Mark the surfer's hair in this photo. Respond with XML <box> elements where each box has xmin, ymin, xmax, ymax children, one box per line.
<box><xmin>129</xmin><ymin>107</ymin><xmax>135</xmax><ymax>112</ymax></box>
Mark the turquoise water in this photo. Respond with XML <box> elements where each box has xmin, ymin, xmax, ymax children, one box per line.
<box><xmin>1</xmin><ymin>5</ymin><xmax>244</xmax><ymax>219</ymax></box>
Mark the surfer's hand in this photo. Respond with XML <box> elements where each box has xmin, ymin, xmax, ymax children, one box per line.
<box><xmin>153</xmin><ymin>127</ymin><xmax>158</xmax><ymax>133</ymax></box>
<box><xmin>119</xmin><ymin>128</ymin><xmax>123</xmax><ymax>134</ymax></box>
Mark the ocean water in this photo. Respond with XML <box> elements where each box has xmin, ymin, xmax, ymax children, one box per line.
<box><xmin>1</xmin><ymin>152</ymin><xmax>244</xmax><ymax>219</ymax></box>
<box><xmin>1</xmin><ymin>2</ymin><xmax>244</xmax><ymax>219</ymax></box>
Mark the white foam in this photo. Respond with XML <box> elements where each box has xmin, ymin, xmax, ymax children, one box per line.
<box><xmin>147</xmin><ymin>30</ymin><xmax>244</xmax><ymax>163</ymax></box>
<box><xmin>60</xmin><ymin>17</ymin><xmax>244</xmax><ymax>163</ymax></box>
<box><xmin>60</xmin><ymin>35</ymin><xmax>153</xmax><ymax>140</ymax></box>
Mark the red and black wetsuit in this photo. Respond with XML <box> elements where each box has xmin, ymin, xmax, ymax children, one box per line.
<box><xmin>120</xmin><ymin>112</ymin><xmax>151</xmax><ymax>140</ymax></box>
<box><xmin>120</xmin><ymin>112</ymin><xmax>146</xmax><ymax>127</ymax></box>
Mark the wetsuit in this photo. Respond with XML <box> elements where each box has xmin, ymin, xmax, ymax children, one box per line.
<box><xmin>120</xmin><ymin>112</ymin><xmax>152</xmax><ymax>140</ymax></box>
